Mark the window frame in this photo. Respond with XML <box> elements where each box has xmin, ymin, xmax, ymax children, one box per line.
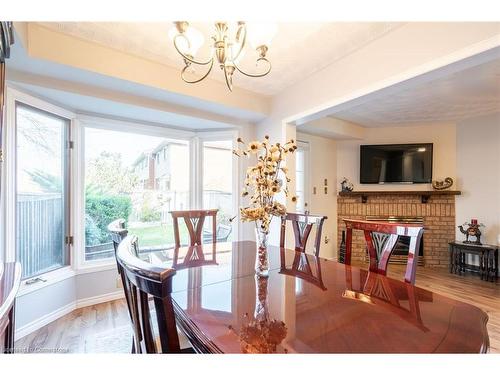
<box><xmin>197</xmin><ymin>130</ymin><xmax>239</xmax><ymax>242</ymax></box>
<box><xmin>75</xmin><ymin>115</ymin><xmax>196</xmax><ymax>271</ymax></box>
<box><xmin>15</xmin><ymin>101</ymin><xmax>72</xmax><ymax>279</ymax></box>
<box><xmin>2</xmin><ymin>87</ymin><xmax>76</xmax><ymax>291</ymax></box>
<box><xmin>2</xmin><ymin>87</ymin><xmax>242</xmax><ymax>279</ymax></box>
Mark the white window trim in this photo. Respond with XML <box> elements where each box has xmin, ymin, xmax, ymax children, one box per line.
<box><xmin>75</xmin><ymin>115</ymin><xmax>196</xmax><ymax>270</ymax></box>
<box><xmin>197</xmin><ymin>130</ymin><xmax>240</xmax><ymax>241</ymax></box>
<box><xmin>75</xmin><ymin>117</ymin><xmax>240</xmax><ymax>269</ymax></box>
<box><xmin>17</xmin><ymin>266</ymin><xmax>75</xmax><ymax>297</ymax></box>
<box><xmin>2</xmin><ymin>86</ymin><xmax>241</xmax><ymax>276</ymax></box>
<box><xmin>2</xmin><ymin>87</ymin><xmax>76</xmax><ymax>292</ymax></box>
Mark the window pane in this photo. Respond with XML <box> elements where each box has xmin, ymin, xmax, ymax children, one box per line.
<box><xmin>296</xmin><ymin>148</ymin><xmax>305</xmax><ymax>172</ymax></box>
<box><xmin>84</xmin><ymin>128</ymin><xmax>190</xmax><ymax>260</ymax></box>
<box><xmin>202</xmin><ymin>140</ymin><xmax>234</xmax><ymax>242</ymax></box>
<box><xmin>16</xmin><ymin>104</ymin><xmax>69</xmax><ymax>278</ymax></box>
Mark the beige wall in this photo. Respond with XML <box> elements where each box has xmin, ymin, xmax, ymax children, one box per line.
<box><xmin>455</xmin><ymin>113</ymin><xmax>500</xmax><ymax>246</ymax></box>
<box><xmin>297</xmin><ymin>132</ymin><xmax>338</xmax><ymax>259</ymax></box>
<box><xmin>336</xmin><ymin>123</ymin><xmax>457</xmax><ymax>191</ymax></box>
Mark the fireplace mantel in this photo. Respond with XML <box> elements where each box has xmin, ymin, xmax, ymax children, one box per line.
<box><xmin>338</xmin><ymin>190</ymin><xmax>461</xmax><ymax>203</ymax></box>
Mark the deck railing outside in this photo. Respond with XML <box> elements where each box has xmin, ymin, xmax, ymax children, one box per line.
<box><xmin>16</xmin><ymin>193</ymin><xmax>65</xmax><ymax>279</ymax></box>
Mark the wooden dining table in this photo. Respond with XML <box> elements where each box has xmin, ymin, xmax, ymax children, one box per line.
<box><xmin>139</xmin><ymin>241</ymin><xmax>489</xmax><ymax>353</ymax></box>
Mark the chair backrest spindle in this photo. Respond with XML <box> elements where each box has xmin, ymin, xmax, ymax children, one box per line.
<box><xmin>280</xmin><ymin>212</ymin><xmax>327</xmax><ymax>256</ymax></box>
<box><xmin>342</xmin><ymin>219</ymin><xmax>424</xmax><ymax>284</ymax></box>
<box><xmin>170</xmin><ymin>209</ymin><xmax>218</xmax><ymax>247</ymax></box>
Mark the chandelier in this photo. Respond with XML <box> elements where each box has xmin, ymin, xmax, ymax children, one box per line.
<box><xmin>170</xmin><ymin>22</ymin><xmax>277</xmax><ymax>91</ymax></box>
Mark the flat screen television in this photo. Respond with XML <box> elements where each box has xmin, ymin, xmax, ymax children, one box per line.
<box><xmin>360</xmin><ymin>143</ymin><xmax>433</xmax><ymax>184</ymax></box>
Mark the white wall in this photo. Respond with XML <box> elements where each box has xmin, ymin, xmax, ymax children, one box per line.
<box><xmin>456</xmin><ymin>113</ymin><xmax>500</xmax><ymax>247</ymax></box>
<box><xmin>297</xmin><ymin>132</ymin><xmax>338</xmax><ymax>259</ymax></box>
<box><xmin>15</xmin><ymin>276</ymin><xmax>77</xmax><ymax>334</ymax></box>
<box><xmin>336</xmin><ymin>123</ymin><xmax>457</xmax><ymax>191</ymax></box>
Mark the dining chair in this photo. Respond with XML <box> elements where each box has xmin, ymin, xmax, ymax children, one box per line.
<box><xmin>108</xmin><ymin>219</ymin><xmax>140</xmax><ymax>353</ymax></box>
<box><xmin>116</xmin><ymin>235</ymin><xmax>193</xmax><ymax>353</ymax></box>
<box><xmin>280</xmin><ymin>212</ymin><xmax>328</xmax><ymax>256</ymax></box>
<box><xmin>170</xmin><ymin>209</ymin><xmax>218</xmax><ymax>247</ymax></box>
<box><xmin>108</xmin><ymin>218</ymin><xmax>128</xmax><ymax>256</ymax></box>
<box><xmin>342</xmin><ymin>219</ymin><xmax>424</xmax><ymax>284</ymax></box>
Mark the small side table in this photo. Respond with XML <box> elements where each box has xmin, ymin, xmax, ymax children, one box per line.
<box><xmin>449</xmin><ymin>241</ymin><xmax>498</xmax><ymax>282</ymax></box>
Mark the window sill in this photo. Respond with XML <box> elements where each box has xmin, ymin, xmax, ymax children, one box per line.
<box><xmin>18</xmin><ymin>266</ymin><xmax>76</xmax><ymax>297</ymax></box>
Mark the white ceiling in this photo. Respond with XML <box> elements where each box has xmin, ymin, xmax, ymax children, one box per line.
<box><xmin>36</xmin><ymin>22</ymin><xmax>402</xmax><ymax>95</ymax></box>
<box><xmin>330</xmin><ymin>56</ymin><xmax>500</xmax><ymax>126</ymax></box>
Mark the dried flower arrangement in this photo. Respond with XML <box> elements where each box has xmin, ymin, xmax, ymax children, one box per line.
<box><xmin>232</xmin><ymin>135</ymin><xmax>297</xmax><ymax>233</ymax></box>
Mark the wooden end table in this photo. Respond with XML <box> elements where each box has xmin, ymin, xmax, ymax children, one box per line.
<box><xmin>449</xmin><ymin>241</ymin><xmax>498</xmax><ymax>282</ymax></box>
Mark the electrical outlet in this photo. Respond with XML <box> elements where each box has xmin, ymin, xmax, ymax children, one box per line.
<box><xmin>324</xmin><ymin>236</ymin><xmax>330</xmax><ymax>244</ymax></box>
<box><xmin>313</xmin><ymin>187</ymin><xmax>317</xmax><ymax>194</ymax></box>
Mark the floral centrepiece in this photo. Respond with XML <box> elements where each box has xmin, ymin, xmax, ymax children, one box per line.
<box><xmin>233</xmin><ymin>135</ymin><xmax>297</xmax><ymax>276</ymax></box>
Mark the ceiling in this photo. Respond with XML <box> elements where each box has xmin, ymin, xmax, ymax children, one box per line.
<box><xmin>329</xmin><ymin>56</ymin><xmax>500</xmax><ymax>127</ymax></box>
<box><xmin>36</xmin><ymin>22</ymin><xmax>402</xmax><ymax>95</ymax></box>
<box><xmin>6</xmin><ymin>39</ymin><xmax>262</xmax><ymax>129</ymax></box>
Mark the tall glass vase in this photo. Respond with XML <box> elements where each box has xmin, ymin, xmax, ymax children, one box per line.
<box><xmin>255</xmin><ymin>221</ymin><xmax>269</xmax><ymax>277</ymax></box>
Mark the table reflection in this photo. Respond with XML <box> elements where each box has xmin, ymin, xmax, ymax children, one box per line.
<box><xmin>342</xmin><ymin>267</ymin><xmax>433</xmax><ymax>332</ymax></box>
<box><xmin>279</xmin><ymin>248</ymin><xmax>326</xmax><ymax>291</ymax></box>
<box><xmin>237</xmin><ymin>276</ymin><xmax>287</xmax><ymax>353</ymax></box>
<box><xmin>172</xmin><ymin>244</ymin><xmax>218</xmax><ymax>270</ymax></box>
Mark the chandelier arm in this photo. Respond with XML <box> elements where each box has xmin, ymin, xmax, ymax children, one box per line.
<box><xmin>231</xmin><ymin>24</ymin><xmax>247</xmax><ymax>62</ymax></box>
<box><xmin>223</xmin><ymin>66</ymin><xmax>233</xmax><ymax>92</ymax></box>
<box><xmin>233</xmin><ymin>57</ymin><xmax>272</xmax><ymax>78</ymax></box>
<box><xmin>174</xmin><ymin>34</ymin><xmax>213</xmax><ymax>66</ymax></box>
<box><xmin>181</xmin><ymin>59</ymin><xmax>214</xmax><ymax>84</ymax></box>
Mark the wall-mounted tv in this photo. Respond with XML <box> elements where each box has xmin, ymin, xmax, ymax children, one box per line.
<box><xmin>360</xmin><ymin>143</ymin><xmax>433</xmax><ymax>184</ymax></box>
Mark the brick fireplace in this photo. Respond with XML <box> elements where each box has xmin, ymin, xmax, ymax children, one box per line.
<box><xmin>337</xmin><ymin>192</ymin><xmax>458</xmax><ymax>268</ymax></box>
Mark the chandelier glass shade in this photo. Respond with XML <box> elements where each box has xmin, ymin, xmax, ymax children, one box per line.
<box><xmin>170</xmin><ymin>21</ymin><xmax>276</xmax><ymax>91</ymax></box>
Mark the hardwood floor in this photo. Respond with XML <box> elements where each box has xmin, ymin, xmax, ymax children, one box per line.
<box><xmin>15</xmin><ymin>299</ymin><xmax>132</xmax><ymax>353</ymax></box>
<box><xmin>15</xmin><ymin>265</ymin><xmax>499</xmax><ymax>353</ymax></box>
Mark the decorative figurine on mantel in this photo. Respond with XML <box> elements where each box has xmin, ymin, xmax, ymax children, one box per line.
<box><xmin>458</xmin><ymin>219</ymin><xmax>484</xmax><ymax>245</ymax></box>
<box><xmin>340</xmin><ymin>177</ymin><xmax>354</xmax><ymax>192</ymax></box>
<box><xmin>432</xmin><ymin>177</ymin><xmax>453</xmax><ymax>190</ymax></box>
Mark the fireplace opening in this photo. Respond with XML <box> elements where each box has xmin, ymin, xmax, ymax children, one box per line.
<box><xmin>365</xmin><ymin>216</ymin><xmax>424</xmax><ymax>265</ymax></box>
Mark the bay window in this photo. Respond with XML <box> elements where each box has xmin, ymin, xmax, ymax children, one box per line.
<box><xmin>4</xmin><ymin>88</ymin><xmax>238</xmax><ymax>282</ymax></box>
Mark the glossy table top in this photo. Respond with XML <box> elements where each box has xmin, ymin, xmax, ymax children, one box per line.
<box><xmin>140</xmin><ymin>242</ymin><xmax>489</xmax><ymax>353</ymax></box>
